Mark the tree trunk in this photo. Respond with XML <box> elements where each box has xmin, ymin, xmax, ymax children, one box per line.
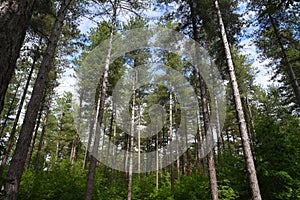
<box><xmin>71</xmin><ymin>91</ymin><xmax>83</xmax><ymax>164</ymax></box>
<box><xmin>123</xmin><ymin>131</ymin><xmax>129</xmax><ymax>182</ymax></box>
<box><xmin>245</xmin><ymin>96</ymin><xmax>256</xmax><ymax>150</ymax></box>
<box><xmin>138</xmin><ymin>104</ymin><xmax>141</xmax><ymax>181</ymax></box>
<box><xmin>4</xmin><ymin>1</ymin><xmax>72</xmax><ymax>199</ymax></box>
<box><xmin>169</xmin><ymin>81</ymin><xmax>175</xmax><ymax>191</ymax></box>
<box><xmin>214</xmin><ymin>96</ymin><xmax>222</xmax><ymax>157</ymax></box>
<box><xmin>198</xmin><ymin>70</ymin><xmax>218</xmax><ymax>200</ymax></box>
<box><xmin>55</xmin><ymin>121</ymin><xmax>61</xmax><ymax>163</ymax></box>
<box><xmin>214</xmin><ymin>1</ymin><xmax>262</xmax><ymax>199</ymax></box>
<box><xmin>103</xmin><ymin>107</ymin><xmax>114</xmax><ymax>184</ymax></box>
<box><xmin>25</xmin><ymin>104</ymin><xmax>43</xmax><ymax>168</ymax></box>
<box><xmin>156</xmin><ymin>133</ymin><xmax>159</xmax><ymax>190</ymax></box>
<box><xmin>70</xmin><ymin>128</ymin><xmax>79</xmax><ymax>164</ymax></box>
<box><xmin>128</xmin><ymin>67</ymin><xmax>137</xmax><ymax>200</ymax></box>
<box><xmin>34</xmin><ymin>100</ymin><xmax>51</xmax><ymax>171</ymax></box>
<box><xmin>84</xmin><ymin>1</ymin><xmax>117</xmax><ymax>199</ymax></box>
<box><xmin>190</xmin><ymin>2</ymin><xmax>218</xmax><ymax>199</ymax></box>
<box><xmin>174</xmin><ymin>96</ymin><xmax>180</xmax><ymax>180</ymax></box>
<box><xmin>196</xmin><ymin>102</ymin><xmax>205</xmax><ymax>173</ymax></box>
<box><xmin>0</xmin><ymin>0</ymin><xmax>35</xmax><ymax>114</ymax></box>
<box><xmin>83</xmin><ymin>116</ymin><xmax>94</xmax><ymax>170</ymax></box>
<box><xmin>110</xmin><ymin>105</ymin><xmax>117</xmax><ymax>190</ymax></box>
<box><xmin>268</xmin><ymin>13</ymin><xmax>300</xmax><ymax>106</ymax></box>
<box><xmin>0</xmin><ymin>79</ymin><xmax>21</xmax><ymax>138</ymax></box>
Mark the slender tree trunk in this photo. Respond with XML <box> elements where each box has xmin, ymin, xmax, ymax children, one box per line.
<box><xmin>226</xmin><ymin>129</ymin><xmax>232</xmax><ymax>155</ymax></box>
<box><xmin>214</xmin><ymin>96</ymin><xmax>222</xmax><ymax>157</ymax></box>
<box><xmin>138</xmin><ymin>104</ymin><xmax>141</xmax><ymax>181</ymax></box>
<box><xmin>70</xmin><ymin>129</ymin><xmax>79</xmax><ymax>164</ymax></box>
<box><xmin>0</xmin><ymin>0</ymin><xmax>35</xmax><ymax>114</ymax></box>
<box><xmin>4</xmin><ymin>1</ymin><xmax>72</xmax><ymax>198</ymax></box>
<box><xmin>169</xmin><ymin>82</ymin><xmax>174</xmax><ymax>191</ymax></box>
<box><xmin>155</xmin><ymin>113</ymin><xmax>159</xmax><ymax>190</ymax></box>
<box><xmin>34</xmin><ymin>100</ymin><xmax>51</xmax><ymax>171</ymax></box>
<box><xmin>123</xmin><ymin>131</ymin><xmax>129</xmax><ymax>182</ymax></box>
<box><xmin>55</xmin><ymin>123</ymin><xmax>61</xmax><ymax>163</ymax></box>
<box><xmin>190</xmin><ymin>2</ymin><xmax>218</xmax><ymax>199</ymax></box>
<box><xmin>245</xmin><ymin>96</ymin><xmax>256</xmax><ymax>147</ymax></box>
<box><xmin>110</xmin><ymin>105</ymin><xmax>116</xmax><ymax>190</ymax></box>
<box><xmin>184</xmin><ymin>119</ymin><xmax>191</xmax><ymax>176</ymax></box>
<box><xmin>71</xmin><ymin>91</ymin><xmax>83</xmax><ymax>164</ymax></box>
<box><xmin>215</xmin><ymin>1</ymin><xmax>262</xmax><ymax>199</ymax></box>
<box><xmin>84</xmin><ymin>1</ymin><xmax>117</xmax><ymax>199</ymax></box>
<box><xmin>103</xmin><ymin>108</ymin><xmax>114</xmax><ymax>184</ymax></box>
<box><xmin>0</xmin><ymin>80</ymin><xmax>21</xmax><ymax>138</ymax></box>
<box><xmin>196</xmin><ymin>103</ymin><xmax>205</xmax><ymax>172</ymax></box>
<box><xmin>181</xmin><ymin>154</ymin><xmax>185</xmax><ymax>176</ymax></box>
<box><xmin>175</xmin><ymin>101</ymin><xmax>180</xmax><ymax>181</ymax></box>
<box><xmin>268</xmin><ymin>14</ymin><xmax>300</xmax><ymax>106</ymax></box>
<box><xmin>128</xmin><ymin>67</ymin><xmax>137</xmax><ymax>200</ymax></box>
<box><xmin>0</xmin><ymin>82</ymin><xmax>21</xmax><ymax>176</ymax></box>
<box><xmin>155</xmin><ymin>133</ymin><xmax>159</xmax><ymax>190</ymax></box>
<box><xmin>25</xmin><ymin>104</ymin><xmax>43</xmax><ymax>168</ymax></box>
<box><xmin>83</xmin><ymin>117</ymin><xmax>94</xmax><ymax>170</ymax></box>
<box><xmin>199</xmin><ymin>72</ymin><xmax>218</xmax><ymax>200</ymax></box>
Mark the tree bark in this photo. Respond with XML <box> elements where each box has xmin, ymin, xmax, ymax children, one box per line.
<box><xmin>215</xmin><ymin>1</ymin><xmax>262</xmax><ymax>199</ymax></box>
<box><xmin>4</xmin><ymin>1</ymin><xmax>72</xmax><ymax>199</ymax></box>
<box><xmin>0</xmin><ymin>0</ymin><xmax>35</xmax><ymax>114</ymax></box>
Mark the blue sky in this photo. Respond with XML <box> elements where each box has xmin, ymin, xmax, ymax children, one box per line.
<box><xmin>55</xmin><ymin>1</ymin><xmax>273</xmax><ymax>97</ymax></box>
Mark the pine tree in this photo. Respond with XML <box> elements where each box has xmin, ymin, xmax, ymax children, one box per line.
<box><xmin>214</xmin><ymin>0</ymin><xmax>262</xmax><ymax>199</ymax></box>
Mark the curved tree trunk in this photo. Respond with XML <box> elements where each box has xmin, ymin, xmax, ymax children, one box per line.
<box><xmin>215</xmin><ymin>1</ymin><xmax>262</xmax><ymax>199</ymax></box>
<box><xmin>4</xmin><ymin>1</ymin><xmax>72</xmax><ymax>199</ymax></box>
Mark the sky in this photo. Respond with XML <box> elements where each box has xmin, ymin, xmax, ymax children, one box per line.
<box><xmin>55</xmin><ymin>1</ymin><xmax>273</xmax><ymax>98</ymax></box>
